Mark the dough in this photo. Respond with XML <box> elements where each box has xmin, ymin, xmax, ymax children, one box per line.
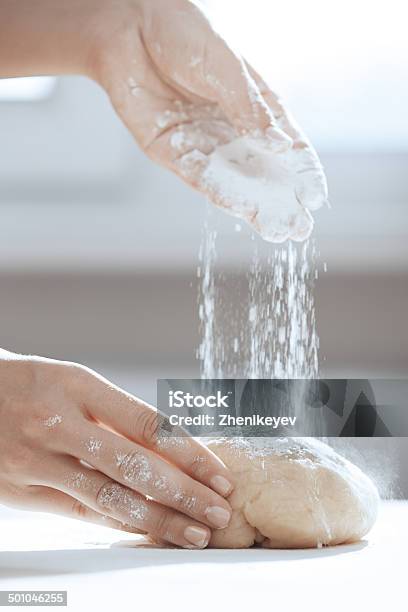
<box><xmin>208</xmin><ymin>438</ymin><xmax>379</xmax><ymax>549</ymax></box>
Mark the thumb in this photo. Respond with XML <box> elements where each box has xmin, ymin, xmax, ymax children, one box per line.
<box><xmin>152</xmin><ymin>4</ymin><xmax>292</xmax><ymax>150</ymax></box>
<box><xmin>201</xmin><ymin>43</ymin><xmax>292</xmax><ymax>150</ymax></box>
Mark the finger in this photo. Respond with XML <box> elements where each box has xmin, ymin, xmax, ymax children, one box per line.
<box><xmin>56</xmin><ymin>415</ymin><xmax>232</xmax><ymax>530</ymax></box>
<box><xmin>177</xmin><ymin>42</ymin><xmax>291</xmax><ymax>149</ymax></box>
<box><xmin>244</xmin><ymin>63</ymin><xmax>305</xmax><ymax>142</ymax></box>
<box><xmin>173</xmin><ymin>124</ymin><xmax>314</xmax><ymax>243</ymax></box>
<box><xmin>79</xmin><ymin>426</ymin><xmax>232</xmax><ymax>529</ymax></box>
<box><xmin>25</xmin><ymin>485</ymin><xmax>142</xmax><ymax>534</ymax></box>
<box><xmin>144</xmin><ymin>6</ymin><xmax>291</xmax><ymax>149</ymax></box>
<box><xmin>124</xmin><ymin>95</ymin><xmax>251</xmax><ymax>222</ymax></box>
<box><xmin>73</xmin><ymin>368</ymin><xmax>234</xmax><ymax>498</ymax></box>
<box><xmin>292</xmin><ymin>146</ymin><xmax>330</xmax><ymax>212</ymax></box>
<box><xmin>42</xmin><ymin>459</ymin><xmax>211</xmax><ymax>549</ymax></box>
<box><xmin>133</xmin><ymin>86</ymin><xmax>314</xmax><ymax>241</ymax></box>
<box><xmin>246</xmin><ymin>63</ymin><xmax>329</xmax><ymax>212</ymax></box>
<box><xmin>252</xmin><ymin>204</ymin><xmax>314</xmax><ymax>244</ymax></box>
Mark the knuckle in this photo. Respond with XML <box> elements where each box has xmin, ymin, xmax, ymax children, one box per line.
<box><xmin>188</xmin><ymin>454</ymin><xmax>209</xmax><ymax>480</ymax></box>
<box><xmin>155</xmin><ymin>509</ymin><xmax>175</xmax><ymax>539</ymax></box>
<box><xmin>95</xmin><ymin>480</ymin><xmax>122</xmax><ymax>512</ymax></box>
<box><xmin>28</xmin><ymin>359</ymin><xmax>67</xmax><ymax>393</ymax></box>
<box><xmin>116</xmin><ymin>449</ymin><xmax>152</xmax><ymax>487</ymax></box>
<box><xmin>2</xmin><ymin>440</ymin><xmax>34</xmax><ymax>478</ymax></box>
<box><xmin>62</xmin><ymin>361</ymin><xmax>93</xmax><ymax>390</ymax></box>
<box><xmin>95</xmin><ymin>481</ymin><xmax>149</xmax><ymax>527</ymax></box>
<box><xmin>0</xmin><ymin>482</ymin><xmax>26</xmax><ymax>509</ymax></box>
<box><xmin>20</xmin><ymin>401</ymin><xmax>48</xmax><ymax>440</ymax></box>
<box><xmin>174</xmin><ymin>488</ymin><xmax>199</xmax><ymax>514</ymax></box>
<box><xmin>71</xmin><ymin>498</ymin><xmax>89</xmax><ymax>520</ymax></box>
<box><xmin>136</xmin><ymin>409</ymin><xmax>161</xmax><ymax>447</ymax></box>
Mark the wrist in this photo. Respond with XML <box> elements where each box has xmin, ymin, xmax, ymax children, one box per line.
<box><xmin>0</xmin><ymin>0</ymin><xmax>117</xmax><ymax>80</ymax></box>
<box><xmin>87</xmin><ymin>0</ymin><xmax>144</xmax><ymax>85</ymax></box>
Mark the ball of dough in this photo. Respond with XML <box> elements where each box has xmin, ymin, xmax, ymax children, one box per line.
<box><xmin>208</xmin><ymin>438</ymin><xmax>379</xmax><ymax>549</ymax></box>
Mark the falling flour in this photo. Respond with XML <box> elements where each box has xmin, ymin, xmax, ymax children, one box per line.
<box><xmin>248</xmin><ymin>240</ymin><xmax>319</xmax><ymax>380</ymax></box>
<box><xmin>196</xmin><ymin>212</ymin><xmax>390</xmax><ymax>522</ymax></box>
<box><xmin>197</xmin><ymin>206</ymin><xmax>325</xmax><ymax>439</ymax></box>
<box><xmin>197</xmin><ymin>220</ymin><xmax>221</xmax><ymax>379</ymax></box>
<box><xmin>196</xmin><ymin>221</ymin><xmax>382</xmax><ymax>547</ymax></box>
<box><xmin>197</xmin><ymin>213</ymin><xmax>319</xmax><ymax>382</ymax></box>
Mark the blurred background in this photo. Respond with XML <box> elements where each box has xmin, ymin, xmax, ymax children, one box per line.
<box><xmin>0</xmin><ymin>0</ymin><xmax>407</xmax><ymax>495</ymax></box>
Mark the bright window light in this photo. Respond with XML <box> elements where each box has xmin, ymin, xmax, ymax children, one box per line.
<box><xmin>204</xmin><ymin>0</ymin><xmax>408</xmax><ymax>152</ymax></box>
<box><xmin>0</xmin><ymin>77</ymin><xmax>56</xmax><ymax>101</ymax></box>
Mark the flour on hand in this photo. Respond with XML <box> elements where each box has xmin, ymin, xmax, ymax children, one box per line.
<box><xmin>201</xmin><ymin>134</ymin><xmax>315</xmax><ymax>243</ymax></box>
<box><xmin>171</xmin><ymin>107</ymin><xmax>328</xmax><ymax>243</ymax></box>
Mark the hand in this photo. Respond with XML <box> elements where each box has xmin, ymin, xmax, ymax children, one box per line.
<box><xmin>0</xmin><ymin>350</ymin><xmax>233</xmax><ymax>549</ymax></box>
<box><xmin>0</xmin><ymin>0</ymin><xmax>328</xmax><ymax>241</ymax></box>
<box><xmin>93</xmin><ymin>0</ymin><xmax>329</xmax><ymax>241</ymax></box>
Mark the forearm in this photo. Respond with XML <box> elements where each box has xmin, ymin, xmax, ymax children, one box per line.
<box><xmin>0</xmin><ymin>0</ymin><xmax>104</xmax><ymax>79</ymax></box>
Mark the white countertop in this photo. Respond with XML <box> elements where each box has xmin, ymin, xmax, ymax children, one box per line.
<box><xmin>0</xmin><ymin>501</ymin><xmax>406</xmax><ymax>611</ymax></box>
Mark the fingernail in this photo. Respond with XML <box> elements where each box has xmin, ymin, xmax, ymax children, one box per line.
<box><xmin>210</xmin><ymin>475</ymin><xmax>233</xmax><ymax>497</ymax></box>
<box><xmin>184</xmin><ymin>526</ymin><xmax>209</xmax><ymax>548</ymax></box>
<box><xmin>205</xmin><ymin>506</ymin><xmax>231</xmax><ymax>529</ymax></box>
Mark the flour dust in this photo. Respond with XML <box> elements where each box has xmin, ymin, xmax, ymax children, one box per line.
<box><xmin>197</xmin><ymin>212</ymin><xmax>320</xmax><ymax>383</ymax></box>
<box><xmin>197</xmin><ymin>220</ymin><xmax>220</xmax><ymax>379</ymax></box>
<box><xmin>196</xmin><ymin>213</ymin><xmax>395</xmax><ymax>495</ymax></box>
<box><xmin>248</xmin><ymin>240</ymin><xmax>319</xmax><ymax>380</ymax></box>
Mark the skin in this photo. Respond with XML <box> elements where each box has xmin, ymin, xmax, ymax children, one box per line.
<box><xmin>0</xmin><ymin>0</ymin><xmax>327</xmax><ymax>236</ymax></box>
<box><xmin>0</xmin><ymin>350</ymin><xmax>234</xmax><ymax>549</ymax></box>
<box><xmin>0</xmin><ymin>0</ymin><xmax>327</xmax><ymax>546</ymax></box>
